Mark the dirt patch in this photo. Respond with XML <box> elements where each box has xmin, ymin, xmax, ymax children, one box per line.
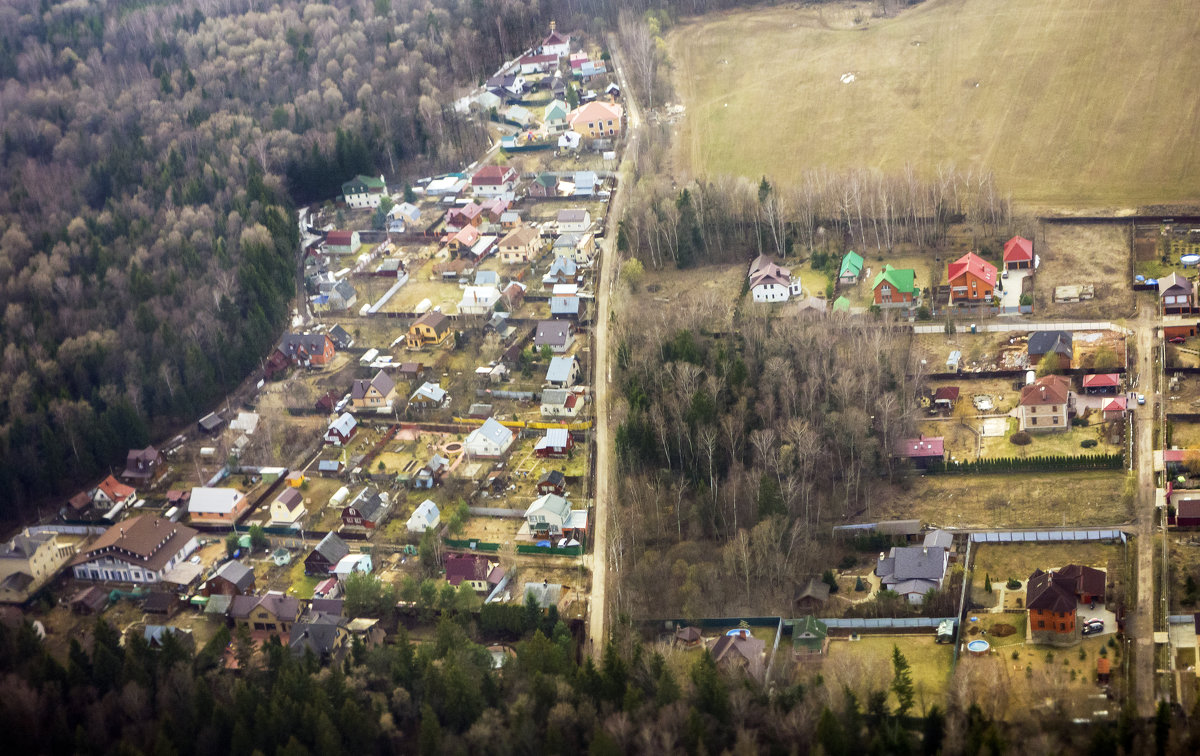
<box><xmin>1036</xmin><ymin>223</ymin><xmax>1133</xmax><ymax>318</ymax></box>
<box><xmin>991</xmin><ymin>623</ymin><xmax>1017</xmax><ymax>637</ymax></box>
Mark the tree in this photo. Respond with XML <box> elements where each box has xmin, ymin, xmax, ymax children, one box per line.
<box><xmin>248</xmin><ymin>525</ymin><xmax>267</xmax><ymax>552</ymax></box>
<box><xmin>225</xmin><ymin>533</ymin><xmax>239</xmax><ymax>558</ymax></box>
<box><xmin>620</xmin><ymin>258</ymin><xmax>645</xmax><ymax>291</ymax></box>
<box><xmin>891</xmin><ymin>644</ymin><xmax>915</xmax><ymax>717</ymax></box>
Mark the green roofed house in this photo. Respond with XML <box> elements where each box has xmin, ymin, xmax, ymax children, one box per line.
<box><xmin>790</xmin><ymin>615</ymin><xmax>829</xmax><ymax>660</ymax></box>
<box><xmin>872</xmin><ymin>265</ymin><xmax>916</xmax><ymax>307</ymax></box>
<box><xmin>529</xmin><ymin>172</ymin><xmax>560</xmax><ymax>199</ymax></box>
<box><xmin>832</xmin><ymin>296</ymin><xmax>850</xmax><ymax>313</ymax></box>
<box><xmin>342</xmin><ymin>174</ymin><xmax>387</xmax><ymax>209</ymax></box>
<box><xmin>839</xmin><ymin>251</ymin><xmax>864</xmax><ymax>284</ymax></box>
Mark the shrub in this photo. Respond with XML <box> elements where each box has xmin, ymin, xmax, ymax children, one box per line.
<box><xmin>1011</xmin><ymin>650</ymin><xmax>1020</xmax><ymax>660</ymax></box>
<box><xmin>1081</xmin><ymin>439</ymin><xmax>1098</xmax><ymax>448</ymax></box>
<box><xmin>1071</xmin><ymin>416</ymin><xmax>1088</xmax><ymax>427</ymax></box>
<box><xmin>838</xmin><ymin>555</ymin><xmax>857</xmax><ymax>570</ymax></box>
<box><xmin>1010</xmin><ymin>431</ymin><xmax>1032</xmax><ymax>446</ymax></box>
<box><xmin>1006</xmin><ymin>577</ymin><xmax>1021</xmax><ymax>590</ymax></box>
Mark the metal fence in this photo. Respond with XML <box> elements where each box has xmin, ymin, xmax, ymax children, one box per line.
<box><xmin>969</xmin><ymin>528</ymin><xmax>1127</xmax><ymax>544</ymax></box>
<box><xmin>913</xmin><ymin>320</ymin><xmax>1131</xmax><ymax>335</ymax></box>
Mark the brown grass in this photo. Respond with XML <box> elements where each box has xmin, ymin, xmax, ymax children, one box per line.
<box><xmin>1035</xmin><ymin>223</ymin><xmax>1134</xmax><ymax>318</ymax></box>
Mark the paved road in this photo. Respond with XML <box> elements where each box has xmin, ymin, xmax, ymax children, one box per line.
<box><xmin>586</xmin><ymin>39</ymin><xmax>643</xmax><ymax>659</ymax></box>
<box><xmin>1130</xmin><ymin>302</ymin><xmax>1159</xmax><ymax>715</ymax></box>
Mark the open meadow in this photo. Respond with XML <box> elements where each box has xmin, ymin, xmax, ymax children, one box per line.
<box><xmin>669</xmin><ymin>0</ymin><xmax>1200</xmax><ymax>207</ymax></box>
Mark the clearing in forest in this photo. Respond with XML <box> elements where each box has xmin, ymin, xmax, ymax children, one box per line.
<box><xmin>669</xmin><ymin>0</ymin><xmax>1200</xmax><ymax>207</ymax></box>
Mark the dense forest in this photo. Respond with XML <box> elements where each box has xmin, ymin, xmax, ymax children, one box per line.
<box><xmin>0</xmin><ymin>0</ymin><xmax>598</xmax><ymax>517</ymax></box>
<box><xmin>0</xmin><ymin>607</ymin><xmax>1179</xmax><ymax>755</ymax></box>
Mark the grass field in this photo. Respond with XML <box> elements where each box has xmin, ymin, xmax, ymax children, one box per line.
<box><xmin>669</xmin><ymin>0</ymin><xmax>1200</xmax><ymax>207</ymax></box>
<box><xmin>876</xmin><ymin>470</ymin><xmax>1132</xmax><ymax>528</ymax></box>
<box><xmin>823</xmin><ymin>635</ymin><xmax>954</xmax><ymax>712</ymax></box>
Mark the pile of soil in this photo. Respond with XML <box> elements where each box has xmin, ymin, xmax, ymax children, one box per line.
<box><xmin>990</xmin><ymin>623</ymin><xmax>1017</xmax><ymax>637</ymax></box>
<box><xmin>967</xmin><ymin>626</ymin><xmax>980</xmax><ymax>636</ymax></box>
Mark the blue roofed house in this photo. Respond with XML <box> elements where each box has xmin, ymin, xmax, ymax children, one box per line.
<box><xmin>545</xmin><ymin>356</ymin><xmax>580</xmax><ymax>388</ymax></box>
<box><xmin>465</xmin><ymin>418</ymin><xmax>515</xmax><ymax>458</ymax></box>
<box><xmin>543</xmin><ymin>256</ymin><xmax>580</xmax><ymax>286</ymax></box>
<box><xmin>874</xmin><ymin>546</ymin><xmax>949</xmax><ymax>604</ymax></box>
<box><xmin>551</xmin><ymin>294</ymin><xmax>581</xmax><ymax>319</ymax></box>
<box><xmin>572</xmin><ymin>171</ymin><xmax>598</xmax><ymax>197</ymax></box>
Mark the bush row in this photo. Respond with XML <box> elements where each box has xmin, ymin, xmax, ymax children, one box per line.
<box><xmin>923</xmin><ymin>453</ymin><xmax>1123</xmax><ymax>475</ymax></box>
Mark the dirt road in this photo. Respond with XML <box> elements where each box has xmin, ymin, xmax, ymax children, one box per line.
<box><xmin>1130</xmin><ymin>303</ymin><xmax>1160</xmax><ymax>715</ymax></box>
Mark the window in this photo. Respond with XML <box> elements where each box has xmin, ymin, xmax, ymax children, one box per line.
<box><xmin>1031</xmin><ymin>417</ymin><xmax>1037</xmax><ymax>425</ymax></box>
<box><xmin>1059</xmin><ymin>623</ymin><xmax>1066</xmax><ymax>631</ymax></box>
<box><xmin>1038</xmin><ymin>620</ymin><xmax>1045</xmax><ymax>629</ymax></box>
<box><xmin>1053</xmin><ymin>416</ymin><xmax>1059</xmax><ymax>424</ymax></box>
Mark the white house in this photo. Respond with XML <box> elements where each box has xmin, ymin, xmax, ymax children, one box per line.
<box><xmin>558</xmin><ymin>131</ymin><xmax>581</xmax><ymax>151</ymax></box>
<box><xmin>544</xmin><ymin>100</ymin><xmax>569</xmax><ymax>134</ymax></box>
<box><xmin>407</xmin><ymin>499</ymin><xmax>441</xmax><ymax>533</ymax></box>
<box><xmin>410</xmin><ymin>382</ymin><xmax>449</xmax><ymax>409</ymax></box>
<box><xmin>540</xmin><ymin>388</ymin><xmax>581</xmax><ymax>418</ymax></box>
<box><xmin>342</xmin><ymin>175</ymin><xmax>386</xmax><ymax>209</ymax></box>
<box><xmin>269</xmin><ymin>489</ymin><xmax>307</xmax><ymax>528</ymax></box>
<box><xmin>465</xmin><ymin>418</ymin><xmax>515</xmax><ymax>458</ymax></box>
<box><xmin>459</xmin><ymin>285</ymin><xmax>502</xmax><ymax>316</ymax></box>
<box><xmin>557</xmin><ymin>208</ymin><xmax>591</xmax><ymax>234</ymax></box>
<box><xmin>524</xmin><ymin>494</ymin><xmax>587</xmax><ymax>536</ymax></box>
<box><xmin>188</xmin><ymin>487</ymin><xmax>248</xmax><ymax>525</ymax></box>
<box><xmin>70</xmin><ymin>515</ymin><xmax>200</xmax><ymax>584</ymax></box>
<box><xmin>748</xmin><ymin>254</ymin><xmax>803</xmax><ymax>303</ymax></box>
<box><xmin>333</xmin><ymin>553</ymin><xmax>373</xmax><ymax>581</ymax></box>
<box><xmin>541</xmin><ymin>24</ymin><xmax>571</xmax><ymax>59</ymax></box>
<box><xmin>545</xmin><ymin>356</ymin><xmax>580</xmax><ymax>388</ymax></box>
<box><xmin>387</xmin><ymin>202</ymin><xmax>421</xmax><ymax>232</ymax></box>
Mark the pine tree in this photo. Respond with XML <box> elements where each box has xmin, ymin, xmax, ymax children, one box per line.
<box><xmin>891</xmin><ymin>644</ymin><xmax>915</xmax><ymax>717</ymax></box>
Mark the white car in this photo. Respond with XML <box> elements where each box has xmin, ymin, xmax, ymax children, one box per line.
<box><xmin>189</xmin><ymin>556</ymin><xmax>202</xmax><ymax>565</ymax></box>
<box><xmin>1137</xmin><ymin>394</ymin><xmax>1146</xmax><ymax>405</ymax></box>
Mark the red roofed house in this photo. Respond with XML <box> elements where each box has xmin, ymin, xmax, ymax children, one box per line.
<box><xmin>932</xmin><ymin>386</ymin><xmax>960</xmax><ymax>412</ymax></box>
<box><xmin>1018</xmin><ymin>375</ymin><xmax>1071</xmax><ymax>432</ymax></box>
<box><xmin>1102</xmin><ymin>396</ymin><xmax>1127</xmax><ymax>421</ymax></box>
<box><xmin>445</xmin><ymin>203</ymin><xmax>484</xmax><ymax>231</ymax></box>
<box><xmin>1002</xmin><ymin>236</ymin><xmax>1034</xmax><ymax>270</ymax></box>
<box><xmin>540</xmin><ymin>22</ymin><xmax>571</xmax><ymax>59</ymax></box>
<box><xmin>519</xmin><ymin>53</ymin><xmax>559</xmax><ymax>74</ymax></box>
<box><xmin>324</xmin><ymin>230</ymin><xmax>361</xmax><ymax>256</ymax></box>
<box><xmin>893</xmin><ymin>436</ymin><xmax>945</xmax><ymax>470</ymax></box>
<box><xmin>1174</xmin><ymin>492</ymin><xmax>1200</xmax><ymax>528</ymax></box>
<box><xmin>568</xmin><ymin>101</ymin><xmax>623</xmax><ymax>139</ymax></box>
<box><xmin>1056</xmin><ymin>564</ymin><xmax>1107</xmax><ymax>605</ymax></box>
<box><xmin>94</xmin><ymin>475</ymin><xmax>136</xmax><ymax>509</ymax></box>
<box><xmin>471</xmin><ymin>166</ymin><xmax>518</xmax><ymax>198</ymax></box>
<box><xmin>947</xmin><ymin>252</ymin><xmax>997</xmax><ymax>304</ymax></box>
<box><xmin>444</xmin><ymin>553</ymin><xmax>505</xmax><ymax>594</ymax></box>
<box><xmin>1082</xmin><ymin>373</ymin><xmax>1120</xmax><ymax>394</ymax></box>
<box><xmin>448</xmin><ymin>225</ymin><xmax>482</xmax><ymax>254</ymax></box>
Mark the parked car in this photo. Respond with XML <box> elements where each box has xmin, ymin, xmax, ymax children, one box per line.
<box><xmin>1137</xmin><ymin>394</ymin><xmax>1146</xmax><ymax>405</ymax></box>
<box><xmin>1082</xmin><ymin>618</ymin><xmax>1104</xmax><ymax>635</ymax></box>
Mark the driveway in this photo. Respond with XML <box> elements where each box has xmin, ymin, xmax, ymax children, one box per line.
<box><xmin>997</xmin><ymin>269</ymin><xmax>1029</xmax><ymax>310</ymax></box>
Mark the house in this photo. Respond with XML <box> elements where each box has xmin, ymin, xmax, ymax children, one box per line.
<box><xmin>316</xmin><ymin>459</ymin><xmax>343</xmax><ymax>477</ymax></box>
<box><xmin>1002</xmin><ymin>235</ymin><xmax>1034</xmax><ymax>270</ymax></box>
<box><xmin>933</xmin><ymin>386</ymin><xmax>960</xmax><ymax>411</ymax></box>
<box><xmin>409</xmin><ymin>382</ymin><xmax>449</xmax><ymax>410</ymax></box>
<box><xmin>459</xmin><ymin>285</ymin><xmax>501</xmax><ymax>316</ymax></box>
<box><xmin>544</xmin><ymin>100</ymin><xmax>570</xmax><ymax>134</ymax></box>
<box><xmin>524</xmin><ymin>494</ymin><xmax>587</xmax><ymax>537</ymax></box>
<box><xmin>342</xmin><ymin>488</ymin><xmax>390</xmax><ymax>530</ymax></box>
<box><xmin>465</xmin><ymin>418</ymin><xmax>515</xmax><ymax>458</ymax></box>
<box><xmin>1160</xmin><ymin>272</ymin><xmax>1196</xmax><ymax>315</ymax></box>
<box><xmin>305</xmin><ymin>533</ymin><xmax>351</xmax><ymax>576</ymax></box>
<box><xmin>874</xmin><ymin>546</ymin><xmax>948</xmax><ymax>604</ymax></box>
<box><xmin>342</xmin><ymin>174</ymin><xmax>386</xmax><ymax>209</ymax></box>
<box><xmin>1102</xmin><ymin>396</ymin><xmax>1128</xmax><ymax>421</ymax></box>
<box><xmin>575</xmin><ymin>60</ymin><xmax>606</xmax><ymax>79</ymax></box>
<box><xmin>188</xmin><ymin>487</ymin><xmax>249</xmax><ymax>525</ymax></box>
<box><xmin>567</xmin><ymin>101</ymin><xmax>623</xmax><ymax>139</ymax></box>
<box><xmin>1056</xmin><ymin>564</ymin><xmax>1107</xmax><ymax>605</ymax></box>
<box><xmin>269</xmin><ymin>488</ymin><xmax>307</xmax><ymax>528</ymax></box>
<box><xmin>445</xmin><ymin>202</ymin><xmax>484</xmax><ymax>231</ymax></box>
<box><xmin>540</xmin><ymin>388</ymin><xmax>580</xmax><ymax>418</ymax></box>
<box><xmin>351</xmin><ymin>370</ymin><xmax>396</xmax><ymax>411</ymax></box>
<box><xmin>325</xmin><ymin>280</ymin><xmax>358</xmax><ymax>311</ymax></box>
<box><xmin>198</xmin><ymin>411</ymin><xmax>225</xmax><ymax>435</ymax></box>
<box><xmin>545</xmin><ymin>355</ymin><xmax>580</xmax><ymax>387</ymax></box>
<box><xmin>71</xmin><ymin>585</ymin><xmax>110</xmax><ymax>614</ymax></box>
<box><xmin>333</xmin><ymin>553</ymin><xmax>373</xmax><ymax>581</ymax></box>
<box><xmin>347</xmin><ymin>617</ymin><xmax>387</xmax><ymax>649</ymax></box>
<box><xmin>407</xmin><ymin>311</ymin><xmax>452</xmax><ymax>349</ymax></box>
<box><xmin>486</xmin><ymin>73</ymin><xmax>526</xmax><ymax>97</ymax></box>
<box><xmin>94</xmin><ymin>475</ymin><xmax>136</xmax><ymax>509</ymax></box>
<box><xmin>1018</xmin><ymin>374</ymin><xmax>1072</xmax><ymax>432</ymax></box>
<box><xmin>1082</xmin><ymin>373</ymin><xmax>1121</xmax><ymax>394</ymax></box>
<box><xmin>388</xmin><ymin>202</ymin><xmax>421</xmax><ymax>230</ymax></box>
<box><xmin>534</xmin><ymin>321</ymin><xmax>574</xmax><ymax>353</ymax></box>
<box><xmin>535</xmin><ymin>428</ymin><xmax>574</xmax><ymax>458</ymax></box>
<box><xmin>1174</xmin><ymin>492</ymin><xmax>1200</xmax><ymax>528</ymax></box>
<box><xmin>505</xmin><ymin>104</ymin><xmax>533</xmax><ymax>127</ymax></box>
<box><xmin>448</xmin><ymin>224</ymin><xmax>482</xmax><ymax>254</ymax></box>
<box><xmin>537</xmin><ymin>469</ymin><xmax>567</xmax><ymax>496</ymax></box>
<box><xmin>229</xmin><ymin>592</ymin><xmax>301</xmax><ymax>636</ymax></box>
<box><xmin>471</xmin><ymin>166</ymin><xmax>518</xmax><ymax>198</ymax></box>
<box><xmin>324</xmin><ymin>412</ymin><xmax>357</xmax><ymax>445</ymax></box>
<box><xmin>543</xmin><ymin>256</ymin><xmax>581</xmax><ymax>286</ymax></box>
<box><xmin>1027</xmin><ymin>330</ymin><xmax>1073</xmax><ymax>369</ymax></box>
<box><xmin>414</xmin><ymin>455</ymin><xmax>449</xmax><ymax>489</ymax></box>
<box><xmin>558</xmin><ymin>131</ymin><xmax>581</xmax><ymax>151</ymax></box>
<box><xmin>445</xmin><ymin>553</ymin><xmax>504</xmax><ymax>594</ymax></box>
<box><xmin>519</xmin><ymin>52</ymin><xmax>559</xmax><ymax>74</ymax></box>
<box><xmin>839</xmin><ymin>251</ymin><xmax>864</xmax><ymax>284</ymax></box>
<box><xmin>407</xmin><ymin>499</ymin><xmax>441</xmax><ymax>533</ymax></box>
<box><xmin>946</xmin><ymin>252</ymin><xmax>997</xmax><ymax>303</ymax></box>
<box><xmin>70</xmin><ymin>515</ymin><xmax>199</xmax><ymax>584</ymax></box>
<box><xmin>502</xmin><ymin>281</ymin><xmax>526</xmax><ymax>310</ymax></box>
<box><xmin>143</xmin><ymin>625</ymin><xmax>193</xmax><ymax>651</ymax></box>
<box><xmin>0</xmin><ymin>529</ymin><xmax>76</xmax><ymax>603</ymax></box>
<box><xmin>324</xmin><ymin>230</ymin><xmax>362</xmax><ymax>256</ymax></box>
<box><xmin>572</xmin><ymin>171</ymin><xmax>599</xmax><ymax>197</ymax></box>
<box><xmin>499</xmin><ymin>226</ymin><xmax>542</xmax><ymax>264</ymax></box>
<box><xmin>540</xmin><ymin>22</ymin><xmax>571</xmax><ymax>59</ymax></box>
<box><xmin>398</xmin><ymin>362</ymin><xmax>426</xmax><ymax>382</ymax></box>
<box><xmin>793</xmin><ymin>577</ymin><xmax>831</xmax><ymax>614</ymax></box>
<box><xmin>872</xmin><ymin>265</ymin><xmax>916</xmax><ymax>306</ymax></box>
<box><xmin>529</xmin><ymin>173</ymin><xmax>561</xmax><ymax>198</ymax></box>
<box><xmin>500</xmin><ymin>210</ymin><xmax>522</xmax><ymax>229</ymax></box>
<box><xmin>122</xmin><ymin>447</ymin><xmax>165</xmax><ymax>484</ymax></box>
<box><xmin>552</xmin><ymin>233</ymin><xmax>593</xmax><ymax>265</ymax></box>
<box><xmin>748</xmin><ymin>254</ymin><xmax>803</xmax><ymax>302</ymax></box>
<box><xmin>289</xmin><ymin>611</ymin><xmax>349</xmax><ymax>661</ymax></box>
<box><xmin>790</xmin><ymin>615</ymin><xmax>829</xmax><ymax>659</ymax></box>
<box><xmin>478</xmin><ymin>196</ymin><xmax>510</xmax><ymax>226</ymax></box>
<box><xmin>1027</xmin><ymin>568</ymin><xmax>1081</xmax><ymax>646</ymax></box>
<box><xmin>207</xmin><ymin>560</ymin><xmax>256</xmax><ymax>596</ymax></box>
<box><xmin>557</xmin><ymin>208</ymin><xmax>592</xmax><ymax>234</ymax></box>
<box><xmin>711</xmin><ymin>633</ymin><xmax>765</xmax><ymax>679</ymax></box>
<box><xmin>674</xmin><ymin>626</ymin><xmax>702</xmax><ymax>648</ymax></box>
<box><xmin>893</xmin><ymin>436</ymin><xmax>945</xmax><ymax>469</ymax></box>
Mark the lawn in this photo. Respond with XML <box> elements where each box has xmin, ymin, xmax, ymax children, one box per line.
<box><xmin>978</xmin><ymin>421</ymin><xmax>1121</xmax><ymax>459</ymax></box>
<box><xmin>669</xmin><ymin>0</ymin><xmax>1200</xmax><ymax>207</ymax></box>
<box><xmin>972</xmin><ymin>543</ymin><xmax>1119</xmax><ymax>598</ymax></box>
<box><xmin>1170</xmin><ymin>421</ymin><xmax>1200</xmax><ymax>449</ymax></box>
<box><xmin>823</xmin><ymin>635</ymin><xmax>954</xmax><ymax>713</ymax></box>
<box><xmin>286</xmin><ymin>558</ymin><xmax>320</xmax><ymax>600</ymax></box>
<box><xmin>876</xmin><ymin>470</ymin><xmax>1133</xmax><ymax>529</ymax></box>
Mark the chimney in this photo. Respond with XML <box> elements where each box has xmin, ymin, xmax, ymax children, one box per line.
<box><xmin>878</xmin><ymin>552</ymin><xmax>885</xmax><ymax>562</ymax></box>
<box><xmin>923</xmin><ymin>547</ymin><xmax>928</xmax><ymax>555</ymax></box>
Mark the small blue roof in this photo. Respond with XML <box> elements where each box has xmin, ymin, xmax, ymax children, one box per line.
<box><xmin>546</xmin><ymin>356</ymin><xmax>577</xmax><ymax>385</ymax></box>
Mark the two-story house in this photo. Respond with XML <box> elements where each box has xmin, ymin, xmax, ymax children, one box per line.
<box><xmin>1018</xmin><ymin>374</ymin><xmax>1072</xmax><ymax>432</ymax></box>
<box><xmin>351</xmin><ymin>370</ymin><xmax>397</xmax><ymax>411</ymax></box>
<box><xmin>0</xmin><ymin>529</ymin><xmax>77</xmax><ymax>602</ymax></box>
<box><xmin>70</xmin><ymin>515</ymin><xmax>199</xmax><ymax>584</ymax></box>
<box><xmin>946</xmin><ymin>252</ymin><xmax>997</xmax><ymax>304</ymax></box>
<box><xmin>406</xmin><ymin>311</ymin><xmax>452</xmax><ymax>349</ymax></box>
<box><xmin>229</xmin><ymin>592</ymin><xmax>301</xmax><ymax>636</ymax></box>
<box><xmin>342</xmin><ymin>174</ymin><xmax>387</xmax><ymax>209</ymax></box>
<box><xmin>342</xmin><ymin>488</ymin><xmax>390</xmax><ymax>530</ymax></box>
<box><xmin>498</xmin><ymin>226</ymin><xmax>542</xmax><ymax>264</ymax></box>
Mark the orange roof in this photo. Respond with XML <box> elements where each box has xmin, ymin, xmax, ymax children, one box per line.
<box><xmin>1019</xmin><ymin>375</ymin><xmax>1070</xmax><ymax>406</ymax></box>
<box><xmin>568</xmin><ymin>101</ymin><xmax>623</xmax><ymax>128</ymax></box>
<box><xmin>1097</xmin><ymin>657</ymin><xmax>1111</xmax><ymax>674</ymax></box>
<box><xmin>947</xmin><ymin>252</ymin><xmax>997</xmax><ymax>286</ymax></box>
<box><xmin>97</xmin><ymin>475</ymin><xmax>135</xmax><ymax>502</ymax></box>
<box><xmin>1003</xmin><ymin>236</ymin><xmax>1033</xmax><ymax>263</ymax></box>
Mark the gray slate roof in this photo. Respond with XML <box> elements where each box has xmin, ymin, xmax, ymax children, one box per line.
<box><xmin>313</xmin><ymin>532</ymin><xmax>351</xmax><ymax>564</ymax></box>
<box><xmin>213</xmin><ymin>559</ymin><xmax>256</xmax><ymax>592</ymax></box>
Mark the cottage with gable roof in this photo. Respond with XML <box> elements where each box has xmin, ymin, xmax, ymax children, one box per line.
<box><xmin>407</xmin><ymin>311</ymin><xmax>452</xmax><ymax>349</ymax></box>
<box><xmin>1003</xmin><ymin>235</ymin><xmax>1034</xmax><ymax>270</ymax></box>
<box><xmin>342</xmin><ymin>488</ymin><xmax>390</xmax><ymax>530</ymax></box>
<box><xmin>534</xmin><ymin>321</ymin><xmax>575</xmax><ymax>353</ymax></box>
<box><xmin>1027</xmin><ymin>330</ymin><xmax>1073</xmax><ymax>370</ymax></box>
<box><xmin>409</xmin><ymin>382</ymin><xmax>449</xmax><ymax>411</ymax></box>
<box><xmin>324</xmin><ymin>412</ymin><xmax>357</xmax><ymax>446</ymax></box>
<box><xmin>407</xmin><ymin>499</ymin><xmax>441</xmax><ymax>533</ymax></box>
<box><xmin>872</xmin><ymin>265</ymin><xmax>916</xmax><ymax>307</ymax></box>
<box><xmin>545</xmin><ymin>355</ymin><xmax>580</xmax><ymax>388</ymax></box>
<box><xmin>351</xmin><ymin>370</ymin><xmax>396</xmax><ymax>411</ymax></box>
<box><xmin>207</xmin><ymin>559</ymin><xmax>256</xmax><ymax>596</ymax></box>
<box><xmin>70</xmin><ymin>515</ymin><xmax>200</xmax><ymax>583</ymax></box>
<box><xmin>306</xmin><ymin>532</ymin><xmax>350</xmax><ymax>576</ymax></box>
<box><xmin>874</xmin><ymin>545</ymin><xmax>948</xmax><ymax>604</ymax></box>
<box><xmin>540</xmin><ymin>388</ymin><xmax>580</xmax><ymax>418</ymax></box>
<box><xmin>499</xmin><ymin>226</ymin><xmax>542</xmax><ymax>264</ymax></box>
<box><xmin>122</xmin><ymin>447</ymin><xmax>165</xmax><ymax>484</ymax></box>
<box><xmin>269</xmin><ymin>488</ymin><xmax>307</xmax><ymax>528</ymax></box>
<box><xmin>1018</xmin><ymin>374</ymin><xmax>1072</xmax><ymax>432</ymax></box>
<box><xmin>947</xmin><ymin>252</ymin><xmax>997</xmax><ymax>303</ymax></box>
<box><xmin>342</xmin><ymin>174</ymin><xmax>386</xmax><ymax>209</ymax></box>
<box><xmin>465</xmin><ymin>418</ymin><xmax>515</xmax><ymax>458</ymax></box>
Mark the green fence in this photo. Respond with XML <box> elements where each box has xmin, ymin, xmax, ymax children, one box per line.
<box><xmin>444</xmin><ymin>538</ymin><xmax>583</xmax><ymax>557</ymax></box>
<box><xmin>924</xmin><ymin>453</ymin><xmax>1123</xmax><ymax>475</ymax></box>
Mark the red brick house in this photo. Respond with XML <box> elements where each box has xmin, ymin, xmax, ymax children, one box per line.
<box><xmin>1027</xmin><ymin>568</ymin><xmax>1079</xmax><ymax>646</ymax></box>
<box><xmin>947</xmin><ymin>252</ymin><xmax>997</xmax><ymax>303</ymax></box>
<box><xmin>1002</xmin><ymin>235</ymin><xmax>1033</xmax><ymax>270</ymax></box>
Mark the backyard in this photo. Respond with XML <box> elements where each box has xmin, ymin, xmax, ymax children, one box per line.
<box><xmin>971</xmin><ymin>542</ymin><xmax>1121</xmax><ymax>609</ymax></box>
<box><xmin>821</xmin><ymin>635</ymin><xmax>954</xmax><ymax>715</ymax></box>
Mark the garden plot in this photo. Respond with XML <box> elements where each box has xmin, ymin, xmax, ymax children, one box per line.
<box><xmin>981</xmin><ymin>417</ymin><xmax>1009</xmax><ymax>437</ymax></box>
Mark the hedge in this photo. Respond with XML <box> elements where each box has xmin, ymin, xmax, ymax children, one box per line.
<box><xmin>923</xmin><ymin>453</ymin><xmax>1123</xmax><ymax>475</ymax></box>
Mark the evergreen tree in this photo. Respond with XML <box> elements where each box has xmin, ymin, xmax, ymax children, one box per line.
<box><xmin>891</xmin><ymin>645</ymin><xmax>915</xmax><ymax>717</ymax></box>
